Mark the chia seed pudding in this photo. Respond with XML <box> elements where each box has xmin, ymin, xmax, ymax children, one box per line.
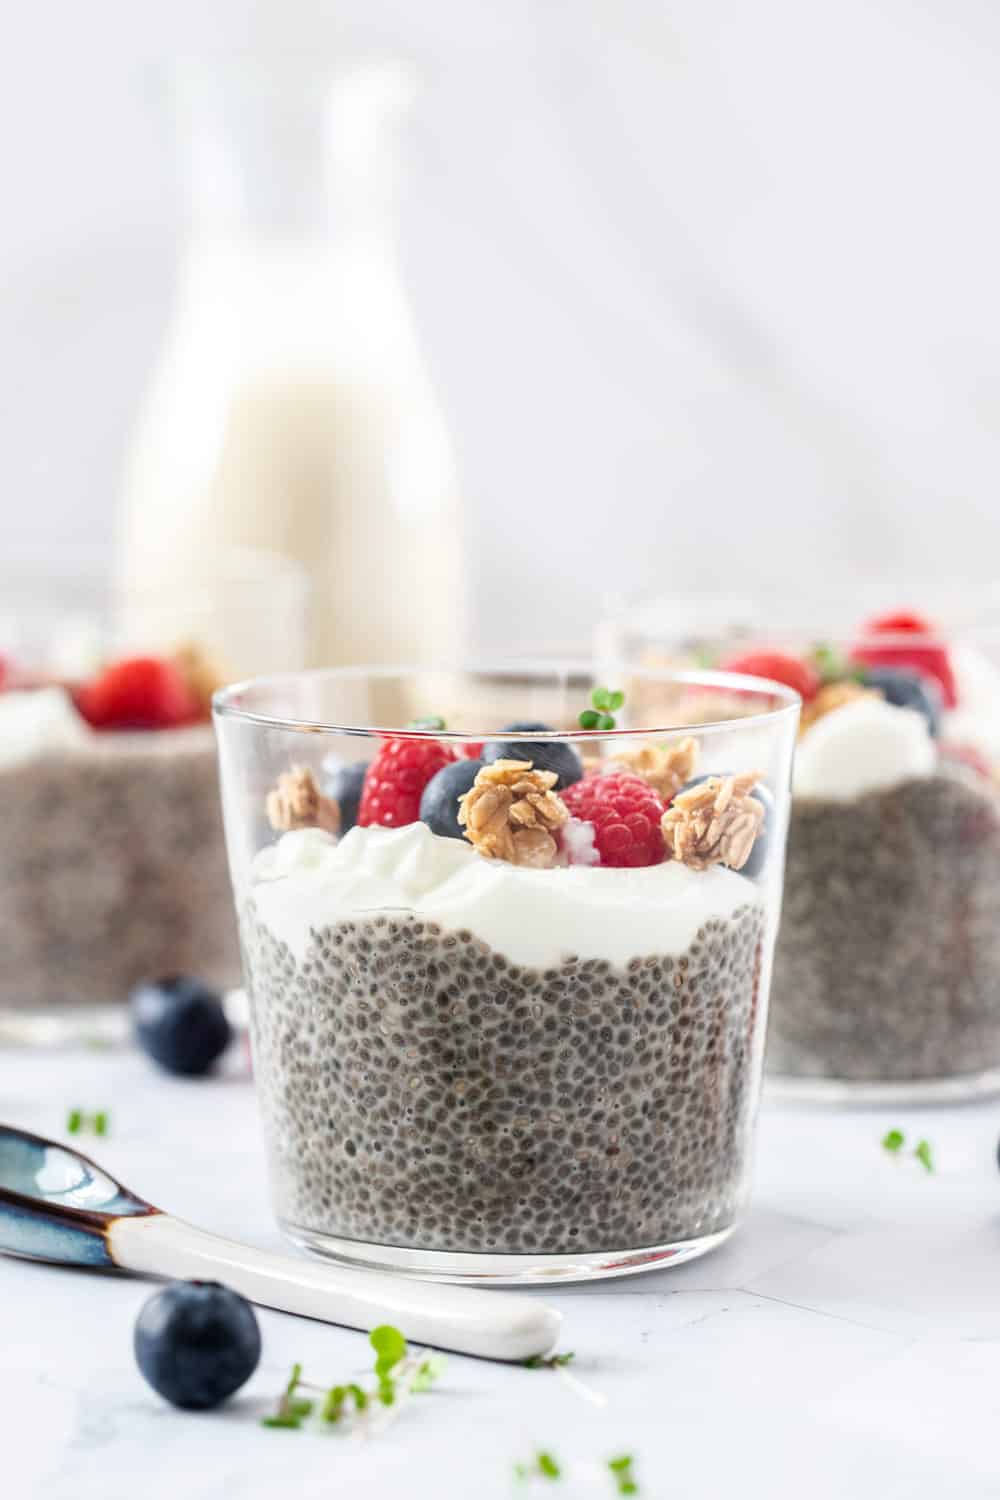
<box><xmin>0</xmin><ymin>670</ymin><xmax>239</xmax><ymax>1012</ymax></box>
<box><xmin>241</xmin><ymin>817</ymin><xmax>770</xmax><ymax>1259</ymax></box>
<box><xmin>769</xmin><ymin>767</ymin><xmax>1000</xmax><ymax>1083</ymax></box>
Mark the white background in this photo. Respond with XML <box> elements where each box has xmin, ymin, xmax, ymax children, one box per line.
<box><xmin>3</xmin><ymin>0</ymin><xmax>1000</xmax><ymax>651</ymax></box>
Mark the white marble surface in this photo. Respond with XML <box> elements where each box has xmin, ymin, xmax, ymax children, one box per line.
<box><xmin>4</xmin><ymin>1044</ymin><xmax>1000</xmax><ymax>1498</ymax></box>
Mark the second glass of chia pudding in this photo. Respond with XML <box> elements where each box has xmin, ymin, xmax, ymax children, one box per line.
<box><xmin>214</xmin><ymin>664</ymin><xmax>798</xmax><ymax>1283</ymax></box>
<box><xmin>601</xmin><ymin>597</ymin><xmax>1000</xmax><ymax>1102</ymax></box>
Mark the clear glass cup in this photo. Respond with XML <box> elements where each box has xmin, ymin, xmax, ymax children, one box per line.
<box><xmin>0</xmin><ymin>546</ymin><xmax>309</xmax><ymax>1043</ymax></box>
<box><xmin>214</xmin><ymin>663</ymin><xmax>798</xmax><ymax>1283</ymax></box>
<box><xmin>601</xmin><ymin>595</ymin><xmax>1000</xmax><ymax>1102</ymax></box>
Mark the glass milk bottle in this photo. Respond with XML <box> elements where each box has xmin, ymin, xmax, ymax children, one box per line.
<box><xmin>118</xmin><ymin>60</ymin><xmax>463</xmax><ymax>667</ymax></box>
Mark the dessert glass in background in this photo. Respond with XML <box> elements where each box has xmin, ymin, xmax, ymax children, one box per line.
<box><xmin>600</xmin><ymin>595</ymin><xmax>1000</xmax><ymax>1101</ymax></box>
<box><xmin>215</xmin><ymin>663</ymin><xmax>798</xmax><ymax>1283</ymax></box>
<box><xmin>0</xmin><ymin>547</ymin><xmax>309</xmax><ymax>1042</ymax></box>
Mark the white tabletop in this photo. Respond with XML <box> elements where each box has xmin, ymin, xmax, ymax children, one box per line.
<box><xmin>4</xmin><ymin>1043</ymin><xmax>999</xmax><ymax>1500</ymax></box>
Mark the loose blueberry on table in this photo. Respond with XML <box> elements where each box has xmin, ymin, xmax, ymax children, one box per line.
<box><xmin>131</xmin><ymin>975</ymin><xmax>232</xmax><ymax>1077</ymax></box>
<box><xmin>134</xmin><ymin>1280</ymin><xmax>261</xmax><ymax>1410</ymax></box>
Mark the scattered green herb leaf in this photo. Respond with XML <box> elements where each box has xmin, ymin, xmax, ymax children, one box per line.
<box><xmin>914</xmin><ymin>1139</ymin><xmax>935</xmax><ymax>1173</ymax></box>
<box><xmin>608</xmin><ymin>1453</ymin><xmax>639</xmax><ymax>1494</ymax></box>
<box><xmin>262</xmin><ymin>1330</ymin><xmax>445</xmax><ymax>1437</ymax></box>
<box><xmin>411</xmin><ymin>1354</ymin><xmax>448</xmax><ymax>1392</ymax></box>
<box><xmin>370</xmin><ymin>1324</ymin><xmax>408</xmax><ymax>1375</ymax></box>
<box><xmin>523</xmin><ymin>1352</ymin><xmax>575</xmax><ymax>1370</ymax></box>
<box><xmin>66</xmin><ymin>1109</ymin><xmax>107</xmax><ymax>1137</ymax></box>
<box><xmin>514</xmin><ymin>1450</ymin><xmax>563</xmax><ymax>1483</ymax></box>
<box><xmin>260</xmin><ymin>1362</ymin><xmax>314</xmax><ymax>1429</ymax></box>
<box><xmin>882</xmin><ymin>1128</ymin><xmax>905</xmax><ymax>1154</ymax></box>
<box><xmin>407</xmin><ymin>715</ymin><xmax>447</xmax><ymax>731</ymax></box>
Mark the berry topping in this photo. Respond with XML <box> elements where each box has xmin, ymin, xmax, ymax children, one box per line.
<box><xmin>852</xmin><ymin>611</ymin><xmax>957</xmax><ymax>708</ymax></box>
<box><xmin>859</xmin><ymin>665</ymin><xmax>941</xmax><ymax>737</ymax></box>
<box><xmin>75</xmin><ymin>656</ymin><xmax>201</xmax><ymax>730</ymax></box>
<box><xmin>678</xmin><ymin>774</ymin><xmax>773</xmax><ymax>878</ymax></box>
<box><xmin>357</xmin><ymin>738</ymin><xmax>457</xmax><ymax>829</ymax></box>
<box><xmin>720</xmin><ymin>651</ymin><xmax>820</xmax><ymax>702</ymax></box>
<box><xmin>483</xmin><ymin>721</ymin><xmax>583</xmax><ymax>790</ymax></box>
<box><xmin>419</xmin><ymin>757</ymin><xmax>483</xmax><ymax>839</ymax></box>
<box><xmin>560</xmin><ymin>773</ymin><xmax>666</xmax><ymax>867</ymax></box>
<box><xmin>131</xmin><ymin>975</ymin><xmax>232</xmax><ymax>1077</ymax></box>
<box><xmin>322</xmin><ymin>760</ymin><xmax>369</xmax><ymax>834</ymax></box>
<box><xmin>134</xmin><ymin>1281</ymin><xmax>261</xmax><ymax>1410</ymax></box>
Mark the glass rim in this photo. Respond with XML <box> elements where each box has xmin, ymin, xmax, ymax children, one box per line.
<box><xmin>600</xmin><ymin>588</ymin><xmax>1000</xmax><ymax>650</ymax></box>
<box><xmin>211</xmin><ymin>660</ymin><xmax>801</xmax><ymax>742</ymax></box>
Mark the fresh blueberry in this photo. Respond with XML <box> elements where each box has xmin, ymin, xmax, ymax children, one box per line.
<box><xmin>679</xmin><ymin>774</ymin><xmax>774</xmax><ymax>879</ymax></box>
<box><xmin>322</xmin><ymin>759</ymin><xmax>368</xmax><ymax>833</ymax></box>
<box><xmin>420</xmin><ymin>758</ymin><xmax>483</xmax><ymax>839</ymax></box>
<box><xmin>858</xmin><ymin>666</ymin><xmax>941</xmax><ymax>737</ymax></box>
<box><xmin>134</xmin><ymin>1280</ymin><xmax>261</xmax><ymax>1410</ymax></box>
<box><xmin>482</xmin><ymin>721</ymin><xmax>583</xmax><ymax>790</ymax></box>
<box><xmin>131</xmin><ymin>975</ymin><xmax>231</xmax><ymax>1077</ymax></box>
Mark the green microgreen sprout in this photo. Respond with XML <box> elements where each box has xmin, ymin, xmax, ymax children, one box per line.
<box><xmin>579</xmin><ymin>687</ymin><xmax>625</xmax><ymax>732</ymax></box>
<box><xmin>261</xmin><ymin>1327</ymin><xmax>446</xmax><ymax>1436</ymax></box>
<box><xmin>260</xmin><ymin>1362</ymin><xmax>315</xmax><ymax>1429</ymax></box>
<box><xmin>523</xmin><ymin>1352</ymin><xmax>575</xmax><ymax>1370</ymax></box>
<box><xmin>881</xmin><ymin>1129</ymin><xmax>935</xmax><ymax>1174</ymax></box>
<box><xmin>515</xmin><ymin>1451</ymin><xmax>562</xmax><ymax>1482</ymax></box>
<box><xmin>66</xmin><ymin>1109</ymin><xmax>108</xmax><ymax>1137</ymax></box>
<box><xmin>810</xmin><ymin>642</ymin><xmax>867</xmax><ymax>685</ymax></box>
<box><xmin>407</xmin><ymin>715</ymin><xmax>447</xmax><ymax>731</ymax></box>
<box><xmin>608</xmin><ymin>1454</ymin><xmax>640</xmax><ymax>1495</ymax></box>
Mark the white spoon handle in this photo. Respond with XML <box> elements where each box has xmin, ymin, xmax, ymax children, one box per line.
<box><xmin>110</xmin><ymin>1214</ymin><xmax>561</xmax><ymax>1362</ymax></box>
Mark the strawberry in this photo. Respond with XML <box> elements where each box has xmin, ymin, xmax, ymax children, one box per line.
<box><xmin>852</xmin><ymin>611</ymin><xmax>957</xmax><ymax>709</ymax></box>
<box><xmin>75</xmin><ymin>656</ymin><xmax>201</xmax><ymax>730</ymax></box>
<box><xmin>720</xmin><ymin>650</ymin><xmax>820</xmax><ymax>702</ymax></box>
<box><xmin>357</xmin><ymin>737</ymin><xmax>457</xmax><ymax>829</ymax></box>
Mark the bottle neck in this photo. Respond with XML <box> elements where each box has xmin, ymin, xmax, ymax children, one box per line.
<box><xmin>173</xmin><ymin>60</ymin><xmax>411</xmax><ymax>246</ymax></box>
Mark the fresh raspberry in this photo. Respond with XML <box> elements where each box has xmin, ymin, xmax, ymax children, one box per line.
<box><xmin>357</xmin><ymin>737</ymin><xmax>457</xmax><ymax>828</ymax></box>
<box><xmin>75</xmin><ymin>656</ymin><xmax>201</xmax><ymax>730</ymax></box>
<box><xmin>852</xmin><ymin>611</ymin><xmax>957</xmax><ymax>708</ymax></box>
<box><xmin>721</xmin><ymin>650</ymin><xmax>820</xmax><ymax>702</ymax></box>
<box><xmin>560</xmin><ymin>773</ymin><xmax>666</xmax><ymax>867</ymax></box>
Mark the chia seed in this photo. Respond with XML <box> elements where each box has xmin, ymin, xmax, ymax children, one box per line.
<box><xmin>768</xmin><ymin>768</ymin><xmax>1000</xmax><ymax>1082</ymax></box>
<box><xmin>0</xmin><ymin>728</ymin><xmax>239</xmax><ymax>1009</ymax></box>
<box><xmin>242</xmin><ymin>901</ymin><xmax>767</xmax><ymax>1255</ymax></box>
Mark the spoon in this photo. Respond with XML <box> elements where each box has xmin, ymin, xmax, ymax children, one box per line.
<box><xmin>0</xmin><ymin>1123</ymin><xmax>561</xmax><ymax>1362</ymax></box>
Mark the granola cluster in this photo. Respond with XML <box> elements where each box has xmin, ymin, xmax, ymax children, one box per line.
<box><xmin>603</xmin><ymin>736</ymin><xmax>698</xmax><ymax>800</ymax></box>
<box><xmin>458</xmin><ymin>760</ymin><xmax>569</xmax><ymax>868</ymax></box>
<box><xmin>266</xmin><ymin>766</ymin><xmax>341</xmax><ymax>837</ymax></box>
<box><xmin>661</xmin><ymin>773</ymin><xmax>764</xmax><ymax>872</ymax></box>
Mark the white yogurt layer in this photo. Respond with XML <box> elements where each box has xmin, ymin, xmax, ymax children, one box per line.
<box><xmin>251</xmin><ymin>821</ymin><xmax>761</xmax><ymax>970</ymax></box>
<box><xmin>793</xmin><ymin>695</ymin><xmax>935</xmax><ymax>802</ymax></box>
<box><xmin>943</xmin><ymin>644</ymin><xmax>1000</xmax><ymax>763</ymax></box>
<box><xmin>0</xmin><ymin>687</ymin><xmax>93</xmax><ymax>769</ymax></box>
